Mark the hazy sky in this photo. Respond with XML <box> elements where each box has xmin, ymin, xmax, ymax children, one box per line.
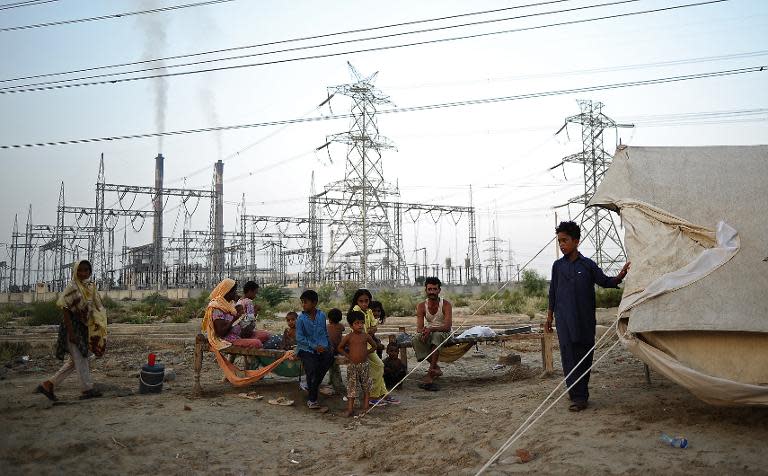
<box><xmin>1</xmin><ymin>0</ymin><xmax>766</xmax><ymax>281</ymax></box>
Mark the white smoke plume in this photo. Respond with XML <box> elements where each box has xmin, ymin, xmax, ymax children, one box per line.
<box><xmin>137</xmin><ymin>1</ymin><xmax>169</xmax><ymax>152</ymax></box>
<box><xmin>198</xmin><ymin>88</ymin><xmax>223</xmax><ymax>160</ymax></box>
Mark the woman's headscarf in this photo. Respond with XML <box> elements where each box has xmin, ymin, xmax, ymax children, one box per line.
<box><xmin>201</xmin><ymin>278</ymin><xmax>238</xmax><ymax>351</ymax></box>
<box><xmin>57</xmin><ymin>260</ymin><xmax>107</xmax><ymax>356</ymax></box>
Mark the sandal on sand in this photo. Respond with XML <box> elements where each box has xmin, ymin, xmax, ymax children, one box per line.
<box><xmin>418</xmin><ymin>382</ymin><xmax>440</xmax><ymax>392</ymax></box>
<box><xmin>79</xmin><ymin>388</ymin><xmax>103</xmax><ymax>400</ymax></box>
<box><xmin>568</xmin><ymin>402</ymin><xmax>588</xmax><ymax>412</ymax></box>
<box><xmin>268</xmin><ymin>396</ymin><xmax>294</xmax><ymax>406</ymax></box>
<box><xmin>36</xmin><ymin>384</ymin><xmax>58</xmax><ymax>402</ymax></box>
<box><xmin>237</xmin><ymin>392</ymin><xmax>263</xmax><ymax>400</ymax></box>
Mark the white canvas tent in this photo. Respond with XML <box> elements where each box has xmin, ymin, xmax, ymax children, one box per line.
<box><xmin>589</xmin><ymin>145</ymin><xmax>768</xmax><ymax>406</ymax></box>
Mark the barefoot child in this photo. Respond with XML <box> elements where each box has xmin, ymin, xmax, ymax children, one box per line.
<box><xmin>337</xmin><ymin>309</ymin><xmax>377</xmax><ymax>417</ymax></box>
<box><xmin>326</xmin><ymin>308</ymin><xmax>347</xmax><ymax>396</ymax></box>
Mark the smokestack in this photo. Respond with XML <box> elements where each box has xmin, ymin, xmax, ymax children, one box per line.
<box><xmin>153</xmin><ymin>153</ymin><xmax>164</xmax><ymax>288</ymax></box>
<box><xmin>213</xmin><ymin>160</ymin><xmax>224</xmax><ymax>279</ymax></box>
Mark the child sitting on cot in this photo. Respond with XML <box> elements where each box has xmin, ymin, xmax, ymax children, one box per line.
<box><xmin>337</xmin><ymin>309</ymin><xmax>377</xmax><ymax>417</ymax></box>
<box><xmin>326</xmin><ymin>308</ymin><xmax>347</xmax><ymax>397</ymax></box>
<box><xmin>282</xmin><ymin>311</ymin><xmax>298</xmax><ymax>350</ymax></box>
<box><xmin>383</xmin><ymin>341</ymin><xmax>406</xmax><ymax>391</ymax></box>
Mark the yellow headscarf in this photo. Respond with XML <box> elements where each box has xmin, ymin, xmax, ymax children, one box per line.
<box><xmin>57</xmin><ymin>260</ymin><xmax>107</xmax><ymax>356</ymax></box>
<box><xmin>201</xmin><ymin>278</ymin><xmax>238</xmax><ymax>351</ymax></box>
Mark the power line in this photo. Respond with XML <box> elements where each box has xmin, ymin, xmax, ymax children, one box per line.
<box><xmin>1</xmin><ymin>65</ymin><xmax>763</xmax><ymax>149</ymax></box>
<box><xmin>0</xmin><ymin>0</ymin><xmax>60</xmax><ymax>11</ymax></box>
<box><xmin>0</xmin><ymin>0</ymin><xmax>730</xmax><ymax>94</ymax></box>
<box><xmin>1</xmin><ymin>0</ymin><xmax>639</xmax><ymax>89</ymax></box>
<box><xmin>0</xmin><ymin>0</ymin><xmax>234</xmax><ymax>33</ymax></box>
<box><xmin>382</xmin><ymin>50</ymin><xmax>768</xmax><ymax>91</ymax></box>
<box><xmin>1</xmin><ymin>0</ymin><xmax>574</xmax><ymax>84</ymax></box>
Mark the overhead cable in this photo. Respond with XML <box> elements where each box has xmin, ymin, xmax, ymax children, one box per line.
<box><xmin>0</xmin><ymin>0</ymin><xmax>730</xmax><ymax>94</ymax></box>
<box><xmin>0</xmin><ymin>0</ymin><xmax>60</xmax><ymax>11</ymax></box>
<box><xmin>0</xmin><ymin>0</ymin><xmax>235</xmax><ymax>33</ymax></box>
<box><xmin>2</xmin><ymin>0</ymin><xmax>640</xmax><ymax>89</ymax></box>
<box><xmin>1</xmin><ymin>0</ymin><xmax>573</xmax><ymax>83</ymax></box>
<box><xmin>1</xmin><ymin>65</ymin><xmax>763</xmax><ymax>149</ymax></box>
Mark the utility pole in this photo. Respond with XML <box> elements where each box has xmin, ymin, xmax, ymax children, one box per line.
<box><xmin>554</xmin><ymin>100</ymin><xmax>633</xmax><ymax>274</ymax></box>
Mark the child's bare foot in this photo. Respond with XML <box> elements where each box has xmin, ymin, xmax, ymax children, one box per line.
<box><xmin>345</xmin><ymin>409</ymin><xmax>356</xmax><ymax>417</ymax></box>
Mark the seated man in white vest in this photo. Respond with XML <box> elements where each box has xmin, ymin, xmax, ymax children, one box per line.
<box><xmin>413</xmin><ymin>276</ymin><xmax>453</xmax><ymax>391</ymax></box>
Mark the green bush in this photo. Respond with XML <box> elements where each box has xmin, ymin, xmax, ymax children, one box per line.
<box><xmin>446</xmin><ymin>293</ymin><xmax>469</xmax><ymax>307</ymax></box>
<box><xmin>521</xmin><ymin>269</ymin><xmax>547</xmax><ymax>297</ymax></box>
<box><xmin>316</xmin><ymin>283</ymin><xmax>335</xmax><ymax>305</ymax></box>
<box><xmin>102</xmin><ymin>295</ymin><xmax>120</xmax><ymax>310</ymax></box>
<box><xmin>27</xmin><ymin>300</ymin><xmax>61</xmax><ymax>326</ymax></box>
<box><xmin>0</xmin><ymin>311</ymin><xmax>12</xmax><ymax>327</ymax></box>
<box><xmin>469</xmin><ymin>298</ymin><xmax>506</xmax><ymax>315</ymax></box>
<box><xmin>0</xmin><ymin>341</ymin><xmax>30</xmax><ymax>362</ymax></box>
<box><xmin>169</xmin><ymin>292</ymin><xmax>209</xmax><ymax>323</ymax></box>
<box><xmin>375</xmin><ymin>289</ymin><xmax>419</xmax><ymax>317</ymax></box>
<box><xmin>339</xmin><ymin>281</ymin><xmax>362</xmax><ymax>305</ymax></box>
<box><xmin>258</xmin><ymin>285</ymin><xmax>292</xmax><ymax>307</ymax></box>
<box><xmin>596</xmin><ymin>288</ymin><xmax>623</xmax><ymax>308</ymax></box>
<box><xmin>501</xmin><ymin>291</ymin><xmax>526</xmax><ymax>313</ymax></box>
<box><xmin>273</xmin><ymin>300</ymin><xmax>298</xmax><ymax>315</ymax></box>
<box><xmin>136</xmin><ymin>293</ymin><xmax>170</xmax><ymax>316</ymax></box>
<box><xmin>126</xmin><ymin>315</ymin><xmax>153</xmax><ymax>324</ymax></box>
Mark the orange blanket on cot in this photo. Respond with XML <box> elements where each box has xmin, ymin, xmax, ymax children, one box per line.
<box><xmin>203</xmin><ymin>296</ymin><xmax>294</xmax><ymax>386</ymax></box>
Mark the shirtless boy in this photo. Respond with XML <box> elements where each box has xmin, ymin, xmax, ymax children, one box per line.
<box><xmin>337</xmin><ymin>310</ymin><xmax>377</xmax><ymax>417</ymax></box>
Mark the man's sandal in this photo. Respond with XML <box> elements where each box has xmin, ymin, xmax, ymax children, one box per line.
<box><xmin>568</xmin><ymin>402</ymin><xmax>587</xmax><ymax>412</ymax></box>
<box><xmin>79</xmin><ymin>388</ymin><xmax>103</xmax><ymax>400</ymax></box>
<box><xmin>36</xmin><ymin>384</ymin><xmax>58</xmax><ymax>402</ymax></box>
<box><xmin>417</xmin><ymin>382</ymin><xmax>440</xmax><ymax>392</ymax></box>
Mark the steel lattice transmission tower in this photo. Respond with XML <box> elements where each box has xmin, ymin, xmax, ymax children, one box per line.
<box><xmin>555</xmin><ymin>100</ymin><xmax>633</xmax><ymax>274</ymax></box>
<box><xmin>316</xmin><ymin>63</ymin><xmax>403</xmax><ymax>285</ymax></box>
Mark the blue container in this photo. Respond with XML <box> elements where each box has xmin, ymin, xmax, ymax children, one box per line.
<box><xmin>139</xmin><ymin>363</ymin><xmax>165</xmax><ymax>394</ymax></box>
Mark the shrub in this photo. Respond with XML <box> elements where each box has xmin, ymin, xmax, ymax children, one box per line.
<box><xmin>339</xmin><ymin>281</ymin><xmax>362</xmax><ymax>305</ymax></box>
<box><xmin>0</xmin><ymin>311</ymin><xmax>12</xmax><ymax>327</ymax></box>
<box><xmin>316</xmin><ymin>283</ymin><xmax>335</xmax><ymax>305</ymax></box>
<box><xmin>469</xmin><ymin>298</ymin><xmax>506</xmax><ymax>315</ymax></box>
<box><xmin>102</xmin><ymin>295</ymin><xmax>120</xmax><ymax>310</ymax></box>
<box><xmin>273</xmin><ymin>300</ymin><xmax>298</xmax><ymax>315</ymax></box>
<box><xmin>446</xmin><ymin>293</ymin><xmax>469</xmax><ymax>307</ymax></box>
<box><xmin>596</xmin><ymin>288</ymin><xmax>623</xmax><ymax>308</ymax></box>
<box><xmin>258</xmin><ymin>285</ymin><xmax>292</xmax><ymax>307</ymax></box>
<box><xmin>501</xmin><ymin>291</ymin><xmax>526</xmax><ymax>313</ymax></box>
<box><xmin>171</xmin><ymin>293</ymin><xmax>209</xmax><ymax>323</ymax></box>
<box><xmin>0</xmin><ymin>341</ymin><xmax>30</xmax><ymax>362</ymax></box>
<box><xmin>27</xmin><ymin>300</ymin><xmax>61</xmax><ymax>326</ymax></box>
<box><xmin>126</xmin><ymin>315</ymin><xmax>153</xmax><ymax>324</ymax></box>
<box><xmin>375</xmin><ymin>289</ymin><xmax>419</xmax><ymax>317</ymax></box>
<box><xmin>138</xmin><ymin>293</ymin><xmax>170</xmax><ymax>317</ymax></box>
<box><xmin>521</xmin><ymin>269</ymin><xmax>547</xmax><ymax>297</ymax></box>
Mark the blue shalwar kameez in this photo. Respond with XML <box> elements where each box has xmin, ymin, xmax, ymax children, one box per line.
<box><xmin>549</xmin><ymin>253</ymin><xmax>621</xmax><ymax>403</ymax></box>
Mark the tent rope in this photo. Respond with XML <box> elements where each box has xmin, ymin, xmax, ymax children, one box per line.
<box><xmin>475</xmin><ymin>326</ymin><xmax>621</xmax><ymax>474</ymax></box>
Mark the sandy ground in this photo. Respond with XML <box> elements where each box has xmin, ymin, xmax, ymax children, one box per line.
<box><xmin>1</xmin><ymin>308</ymin><xmax>767</xmax><ymax>475</ymax></box>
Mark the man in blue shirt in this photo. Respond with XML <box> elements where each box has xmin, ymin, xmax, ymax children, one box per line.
<box><xmin>296</xmin><ymin>289</ymin><xmax>334</xmax><ymax>409</ymax></box>
<box><xmin>545</xmin><ymin>221</ymin><xmax>630</xmax><ymax>412</ymax></box>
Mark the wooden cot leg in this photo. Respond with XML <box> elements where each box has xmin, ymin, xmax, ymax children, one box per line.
<box><xmin>193</xmin><ymin>334</ymin><xmax>205</xmax><ymax>397</ymax></box>
<box><xmin>398</xmin><ymin>326</ymin><xmax>408</xmax><ymax>368</ymax></box>
<box><xmin>541</xmin><ymin>333</ymin><xmax>554</xmax><ymax>375</ymax></box>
